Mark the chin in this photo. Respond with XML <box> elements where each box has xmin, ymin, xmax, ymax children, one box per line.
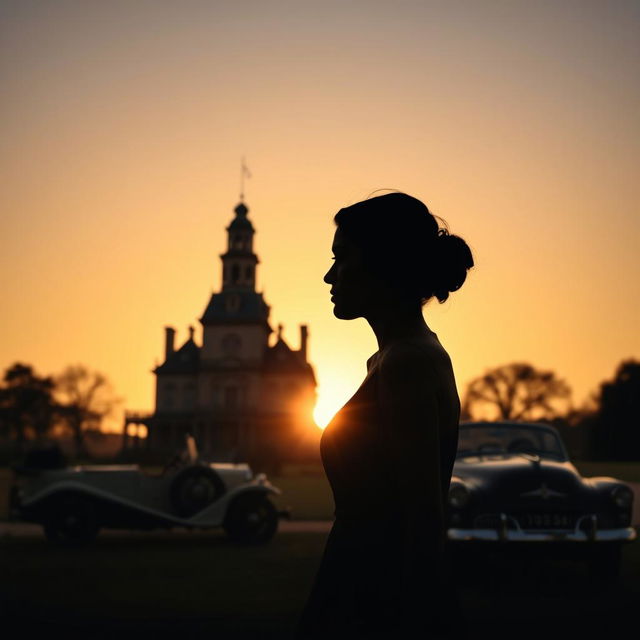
<box><xmin>332</xmin><ymin>302</ymin><xmax>362</xmax><ymax>320</ymax></box>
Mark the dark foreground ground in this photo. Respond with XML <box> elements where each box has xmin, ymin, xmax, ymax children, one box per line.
<box><xmin>1</xmin><ymin>526</ymin><xmax>638</xmax><ymax>640</ymax></box>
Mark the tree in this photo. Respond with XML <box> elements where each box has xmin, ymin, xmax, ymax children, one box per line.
<box><xmin>588</xmin><ymin>359</ymin><xmax>640</xmax><ymax>461</ymax></box>
<box><xmin>0</xmin><ymin>363</ymin><xmax>57</xmax><ymax>449</ymax></box>
<box><xmin>462</xmin><ymin>362</ymin><xmax>572</xmax><ymax>422</ymax></box>
<box><xmin>54</xmin><ymin>365</ymin><xmax>122</xmax><ymax>456</ymax></box>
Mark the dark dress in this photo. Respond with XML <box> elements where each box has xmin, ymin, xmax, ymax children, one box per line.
<box><xmin>293</xmin><ymin>347</ymin><xmax>467</xmax><ymax>640</ymax></box>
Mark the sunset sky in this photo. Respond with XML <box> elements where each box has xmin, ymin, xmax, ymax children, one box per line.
<box><xmin>1</xmin><ymin>1</ymin><xmax>638</xmax><ymax>431</ymax></box>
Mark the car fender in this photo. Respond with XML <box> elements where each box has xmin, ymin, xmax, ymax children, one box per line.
<box><xmin>188</xmin><ymin>482</ymin><xmax>280</xmax><ymax>526</ymax></box>
<box><xmin>584</xmin><ymin>476</ymin><xmax>630</xmax><ymax>492</ymax></box>
<box><xmin>20</xmin><ymin>481</ymin><xmax>191</xmax><ymax>528</ymax></box>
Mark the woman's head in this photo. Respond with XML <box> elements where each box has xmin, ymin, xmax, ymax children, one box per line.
<box><xmin>324</xmin><ymin>192</ymin><xmax>474</xmax><ymax>320</ymax></box>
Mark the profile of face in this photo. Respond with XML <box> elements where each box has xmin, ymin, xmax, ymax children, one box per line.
<box><xmin>323</xmin><ymin>227</ymin><xmax>381</xmax><ymax>320</ymax></box>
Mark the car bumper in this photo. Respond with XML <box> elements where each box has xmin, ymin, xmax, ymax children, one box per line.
<box><xmin>448</xmin><ymin>527</ymin><xmax>636</xmax><ymax>542</ymax></box>
<box><xmin>448</xmin><ymin>513</ymin><xmax>637</xmax><ymax>543</ymax></box>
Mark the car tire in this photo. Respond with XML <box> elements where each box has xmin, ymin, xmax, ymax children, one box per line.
<box><xmin>223</xmin><ymin>493</ymin><xmax>278</xmax><ymax>545</ymax></box>
<box><xmin>42</xmin><ymin>494</ymin><xmax>100</xmax><ymax>547</ymax></box>
<box><xmin>170</xmin><ymin>465</ymin><xmax>226</xmax><ymax>517</ymax></box>
<box><xmin>587</xmin><ymin>543</ymin><xmax>622</xmax><ymax>580</ymax></box>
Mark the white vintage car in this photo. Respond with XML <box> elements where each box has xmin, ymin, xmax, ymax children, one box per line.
<box><xmin>9</xmin><ymin>436</ymin><xmax>287</xmax><ymax>546</ymax></box>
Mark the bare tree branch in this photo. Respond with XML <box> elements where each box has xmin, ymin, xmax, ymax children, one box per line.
<box><xmin>463</xmin><ymin>362</ymin><xmax>572</xmax><ymax>422</ymax></box>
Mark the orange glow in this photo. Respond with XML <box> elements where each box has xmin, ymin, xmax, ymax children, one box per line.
<box><xmin>313</xmin><ymin>399</ymin><xmax>338</xmax><ymax>430</ymax></box>
<box><xmin>1</xmin><ymin>3</ymin><xmax>638</xmax><ymax>437</ymax></box>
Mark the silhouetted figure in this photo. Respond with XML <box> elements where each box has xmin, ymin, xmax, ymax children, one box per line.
<box><xmin>293</xmin><ymin>193</ymin><xmax>474</xmax><ymax>639</ymax></box>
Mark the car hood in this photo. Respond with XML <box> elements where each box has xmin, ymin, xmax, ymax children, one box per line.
<box><xmin>453</xmin><ymin>453</ymin><xmax>585</xmax><ymax>502</ymax></box>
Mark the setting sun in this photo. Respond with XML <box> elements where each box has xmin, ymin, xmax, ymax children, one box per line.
<box><xmin>313</xmin><ymin>403</ymin><xmax>336</xmax><ymax>430</ymax></box>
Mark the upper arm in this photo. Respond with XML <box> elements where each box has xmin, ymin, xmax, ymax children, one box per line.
<box><xmin>376</xmin><ymin>347</ymin><xmax>443</xmax><ymax>518</ymax></box>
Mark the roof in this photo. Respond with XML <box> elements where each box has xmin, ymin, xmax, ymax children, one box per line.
<box><xmin>227</xmin><ymin>202</ymin><xmax>254</xmax><ymax>231</ymax></box>
<box><xmin>200</xmin><ymin>290</ymin><xmax>271</xmax><ymax>326</ymax></box>
<box><xmin>154</xmin><ymin>338</ymin><xmax>200</xmax><ymax>375</ymax></box>
<box><xmin>263</xmin><ymin>338</ymin><xmax>317</xmax><ymax>384</ymax></box>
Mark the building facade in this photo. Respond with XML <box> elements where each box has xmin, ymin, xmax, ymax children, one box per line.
<box><xmin>124</xmin><ymin>201</ymin><xmax>319</xmax><ymax>468</ymax></box>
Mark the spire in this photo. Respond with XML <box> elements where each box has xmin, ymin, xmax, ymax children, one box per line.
<box><xmin>239</xmin><ymin>157</ymin><xmax>251</xmax><ymax>203</ymax></box>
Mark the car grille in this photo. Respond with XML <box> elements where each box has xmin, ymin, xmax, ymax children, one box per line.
<box><xmin>472</xmin><ymin>511</ymin><xmax>626</xmax><ymax>532</ymax></box>
<box><xmin>473</xmin><ymin>512</ymin><xmax>581</xmax><ymax>530</ymax></box>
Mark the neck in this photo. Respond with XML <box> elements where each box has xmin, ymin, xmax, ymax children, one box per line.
<box><xmin>365</xmin><ymin>302</ymin><xmax>432</xmax><ymax>350</ymax></box>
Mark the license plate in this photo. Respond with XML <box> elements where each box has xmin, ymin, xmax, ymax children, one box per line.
<box><xmin>518</xmin><ymin>513</ymin><xmax>574</xmax><ymax>529</ymax></box>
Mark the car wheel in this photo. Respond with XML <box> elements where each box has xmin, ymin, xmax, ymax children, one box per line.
<box><xmin>170</xmin><ymin>466</ymin><xmax>226</xmax><ymax>517</ymax></box>
<box><xmin>43</xmin><ymin>494</ymin><xmax>100</xmax><ymax>547</ymax></box>
<box><xmin>223</xmin><ymin>493</ymin><xmax>278</xmax><ymax>545</ymax></box>
<box><xmin>587</xmin><ymin>544</ymin><xmax>622</xmax><ymax>580</ymax></box>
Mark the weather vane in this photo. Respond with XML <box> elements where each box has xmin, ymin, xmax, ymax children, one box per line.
<box><xmin>240</xmin><ymin>157</ymin><xmax>251</xmax><ymax>202</ymax></box>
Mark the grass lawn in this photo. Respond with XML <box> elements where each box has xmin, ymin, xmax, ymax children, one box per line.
<box><xmin>1</xmin><ymin>527</ymin><xmax>639</xmax><ymax>640</ymax></box>
<box><xmin>2</xmin><ymin>460</ymin><xmax>640</xmax><ymax>639</ymax></box>
<box><xmin>0</xmin><ymin>529</ymin><xmax>324</xmax><ymax>638</ymax></box>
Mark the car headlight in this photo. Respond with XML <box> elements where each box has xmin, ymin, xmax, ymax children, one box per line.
<box><xmin>611</xmin><ymin>485</ymin><xmax>633</xmax><ymax>508</ymax></box>
<box><xmin>448</xmin><ymin>483</ymin><xmax>471</xmax><ymax>509</ymax></box>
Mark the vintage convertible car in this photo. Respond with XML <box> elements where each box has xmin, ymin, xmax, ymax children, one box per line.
<box><xmin>447</xmin><ymin>421</ymin><xmax>636</xmax><ymax>578</ymax></box>
<box><xmin>9</xmin><ymin>436</ymin><xmax>287</xmax><ymax>546</ymax></box>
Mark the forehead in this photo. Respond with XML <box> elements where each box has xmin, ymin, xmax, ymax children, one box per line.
<box><xmin>331</xmin><ymin>227</ymin><xmax>352</xmax><ymax>252</ymax></box>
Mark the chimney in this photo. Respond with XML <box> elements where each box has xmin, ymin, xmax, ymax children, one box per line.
<box><xmin>299</xmin><ymin>324</ymin><xmax>308</xmax><ymax>361</ymax></box>
<box><xmin>165</xmin><ymin>326</ymin><xmax>175</xmax><ymax>360</ymax></box>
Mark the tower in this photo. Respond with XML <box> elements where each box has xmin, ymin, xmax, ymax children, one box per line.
<box><xmin>221</xmin><ymin>202</ymin><xmax>257</xmax><ymax>290</ymax></box>
<box><xmin>199</xmin><ymin>201</ymin><xmax>272</xmax><ymax>365</ymax></box>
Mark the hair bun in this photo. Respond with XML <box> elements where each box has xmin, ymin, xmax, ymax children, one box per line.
<box><xmin>430</xmin><ymin>232</ymin><xmax>474</xmax><ymax>303</ymax></box>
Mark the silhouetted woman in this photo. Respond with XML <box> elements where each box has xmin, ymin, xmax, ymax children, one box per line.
<box><xmin>293</xmin><ymin>192</ymin><xmax>474</xmax><ymax>639</ymax></box>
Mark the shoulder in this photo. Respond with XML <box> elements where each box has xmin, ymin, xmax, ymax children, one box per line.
<box><xmin>377</xmin><ymin>337</ymin><xmax>449</xmax><ymax>389</ymax></box>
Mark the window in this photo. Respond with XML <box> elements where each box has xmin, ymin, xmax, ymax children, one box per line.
<box><xmin>222</xmin><ymin>333</ymin><xmax>241</xmax><ymax>355</ymax></box>
<box><xmin>232</xmin><ymin>234</ymin><xmax>245</xmax><ymax>250</ymax></box>
<box><xmin>210</xmin><ymin>383</ymin><xmax>221</xmax><ymax>407</ymax></box>
<box><xmin>224</xmin><ymin>386</ymin><xmax>238</xmax><ymax>410</ymax></box>
<box><xmin>183</xmin><ymin>383</ymin><xmax>197</xmax><ymax>409</ymax></box>
<box><xmin>163</xmin><ymin>383</ymin><xmax>176</xmax><ymax>409</ymax></box>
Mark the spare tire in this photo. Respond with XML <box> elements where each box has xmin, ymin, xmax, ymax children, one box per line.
<box><xmin>170</xmin><ymin>466</ymin><xmax>226</xmax><ymax>517</ymax></box>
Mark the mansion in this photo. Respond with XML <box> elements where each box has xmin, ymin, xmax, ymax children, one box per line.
<box><xmin>124</xmin><ymin>200</ymin><xmax>320</xmax><ymax>468</ymax></box>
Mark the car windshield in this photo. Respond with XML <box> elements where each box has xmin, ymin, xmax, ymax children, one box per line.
<box><xmin>457</xmin><ymin>424</ymin><xmax>567</xmax><ymax>460</ymax></box>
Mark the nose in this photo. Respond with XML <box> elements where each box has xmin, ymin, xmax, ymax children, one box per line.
<box><xmin>323</xmin><ymin>262</ymin><xmax>336</xmax><ymax>285</ymax></box>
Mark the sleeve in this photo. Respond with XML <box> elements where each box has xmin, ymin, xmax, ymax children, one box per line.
<box><xmin>376</xmin><ymin>349</ymin><xmax>447</xmax><ymax>603</ymax></box>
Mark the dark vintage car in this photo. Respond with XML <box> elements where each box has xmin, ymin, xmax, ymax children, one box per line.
<box><xmin>446</xmin><ymin>421</ymin><xmax>636</xmax><ymax>578</ymax></box>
